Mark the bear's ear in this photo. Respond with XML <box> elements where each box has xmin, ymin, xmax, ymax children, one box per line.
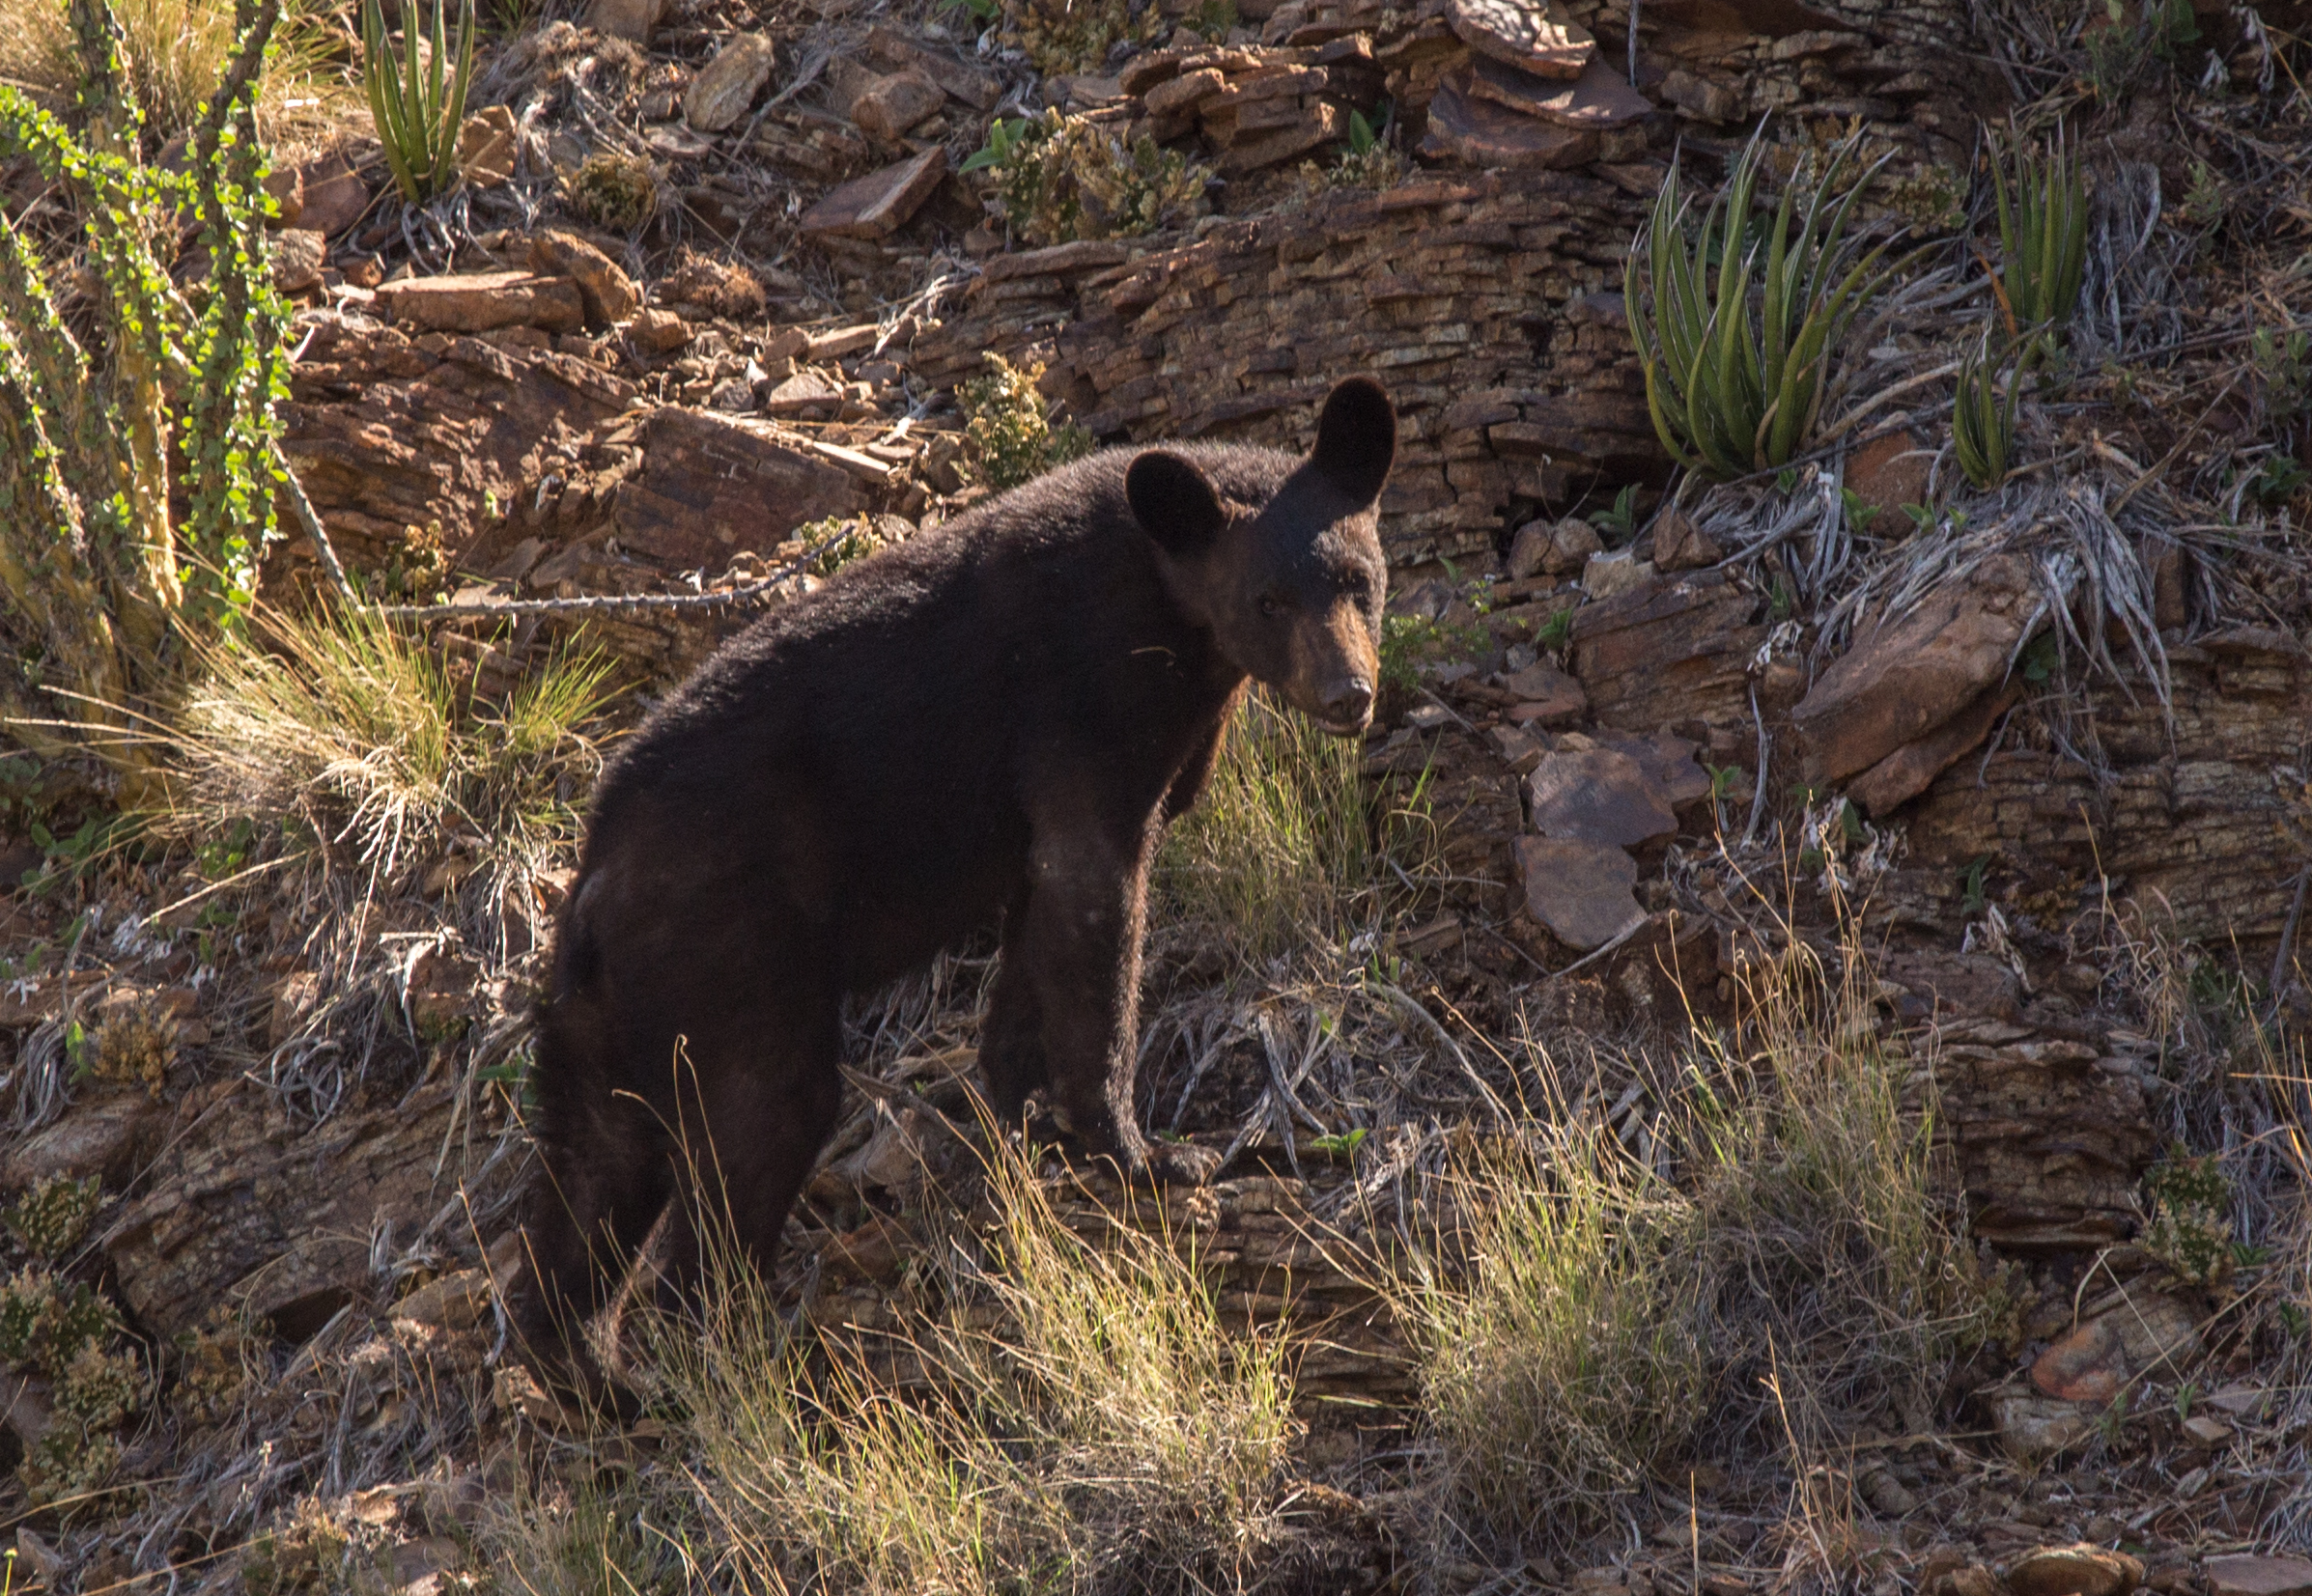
<box><xmin>1127</xmin><ymin>450</ymin><xmax>1227</xmax><ymax>558</ymax></box>
<box><xmin>1309</xmin><ymin>376</ymin><xmax>1396</xmax><ymax>508</ymax></box>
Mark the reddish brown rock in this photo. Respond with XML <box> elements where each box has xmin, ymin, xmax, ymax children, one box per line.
<box><xmin>867</xmin><ymin>23</ymin><xmax>1001</xmax><ymax>110</ymax></box>
<box><xmin>1526</xmin><ymin>746</ymin><xmax>1677</xmax><ymax>847</ymax></box>
<box><xmin>1421</xmin><ymin>70</ymin><xmax>1601</xmax><ymax>169</ymax></box>
<box><xmin>1467</xmin><ymin>52</ymin><xmax>1652</xmax><ymax>126</ymax></box>
<box><xmin>583</xmin><ymin>0</ymin><xmax>663</xmax><ymax>42</ymax></box>
<box><xmin>2207</xmin><ymin>1559</ymin><xmax>2312</xmax><ymax>1596</ymax></box>
<box><xmin>1515</xmin><ymin>835</ymin><xmax>1644</xmax><ymax>950</ymax></box>
<box><xmin>687</xmin><ymin>33</ymin><xmax>777</xmax><ymax>131</ymax></box>
<box><xmin>0</xmin><ymin>1091</ymin><xmax>166</xmax><ymax>1190</ymax></box>
<box><xmin>1448</xmin><ymin>0</ymin><xmax>1595</xmax><ymax>77</ymax></box>
<box><xmin>1650</xmin><ymin>509</ymin><xmax>1722</xmax><ymax>572</ymax></box>
<box><xmin>295</xmin><ymin>151</ymin><xmax>373</xmax><ymax>238</ymax></box>
<box><xmin>2009</xmin><ymin>1546</ymin><xmax>2145</xmax><ymax>1596</ymax></box>
<box><xmin>763</xmin><ymin>367</ymin><xmax>843</xmax><ymax>418</ymax></box>
<box><xmin>1658</xmin><ymin>67</ymin><xmax>1743</xmax><ymax>121</ymax></box>
<box><xmin>851</xmin><ymin>68</ymin><xmax>945</xmax><ymax>140</ymax></box>
<box><xmin>529</xmin><ymin>230</ymin><xmax>639</xmax><ymax>325</ymax></box>
<box><xmin>611</xmin><ymin>407</ymin><xmax>862</xmax><ymax>570</ymax></box>
<box><xmin>799</xmin><ymin>146</ymin><xmax>948</xmax><ymax>239</ymax></box>
<box><xmin>272</xmin><ymin>228</ymin><xmax>327</xmax><ymax>293</ymax></box>
<box><xmin>1844</xmin><ymin>428</ymin><xmax>1931</xmax><ymax>526</ymax></box>
<box><xmin>376</xmin><ymin>269</ymin><xmax>585</xmax><ymax>334</ymax></box>
<box><xmin>1569</xmin><ymin>569</ymin><xmax>1763</xmax><ymax>732</ymax></box>
<box><xmin>1847</xmin><ymin>679</ymin><xmax>2018</xmax><ymax>817</ymax></box>
<box><xmin>457</xmin><ymin>104</ymin><xmax>517</xmax><ymax>186</ymax></box>
<box><xmin>1501</xmin><ymin>661</ymin><xmax>1588</xmax><ymax>726</ymax></box>
<box><xmin>1790</xmin><ymin>554</ymin><xmax>2040</xmax><ymax>785</ymax></box>
<box><xmin>628</xmin><ymin>305</ymin><xmax>693</xmax><ymax>352</ymax></box>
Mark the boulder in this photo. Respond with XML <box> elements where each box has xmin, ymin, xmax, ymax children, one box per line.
<box><xmin>528</xmin><ymin>230</ymin><xmax>639</xmax><ymax>325</ymax></box>
<box><xmin>1466</xmin><ymin>52</ymin><xmax>1652</xmax><ymax>126</ymax></box>
<box><xmin>1447</xmin><ymin>0</ymin><xmax>1595</xmax><ymax>77</ymax></box>
<box><xmin>1513</xmin><ymin>835</ymin><xmax>1644</xmax><ymax>950</ymax></box>
<box><xmin>627</xmin><ymin>305</ymin><xmax>693</xmax><ymax>352</ymax></box>
<box><xmin>1526</xmin><ymin>746</ymin><xmax>1677</xmax><ymax>848</ymax></box>
<box><xmin>0</xmin><ymin>1090</ymin><xmax>166</xmax><ymax>1190</ymax></box>
<box><xmin>1790</xmin><ymin>553</ymin><xmax>2041</xmax><ymax>785</ymax></box>
<box><xmin>1420</xmin><ymin>70</ymin><xmax>1602</xmax><ymax>169</ymax></box>
<box><xmin>1583</xmin><ymin>547</ymin><xmax>1655</xmax><ymax>602</ymax></box>
<box><xmin>1846</xmin><ymin>679</ymin><xmax>2018</xmax><ymax>817</ymax></box>
<box><xmin>376</xmin><ymin>269</ymin><xmax>585</xmax><ymax>334</ymax></box>
<box><xmin>866</xmin><ymin>22</ymin><xmax>1001</xmax><ymax>109</ymax></box>
<box><xmin>2029</xmin><ymin>1290</ymin><xmax>2198</xmax><ymax>1403</ymax></box>
<box><xmin>1499</xmin><ymin>661</ymin><xmax>1588</xmax><ymax>727</ymax></box>
<box><xmin>798</xmin><ymin>146</ymin><xmax>948</xmax><ymax>240</ymax></box>
<box><xmin>686</xmin><ymin>33</ymin><xmax>777</xmax><ymax>132</ymax></box>
<box><xmin>851</xmin><ymin>68</ymin><xmax>945</xmax><ymax>140</ymax></box>
<box><xmin>2009</xmin><ymin>1547</ymin><xmax>2144</xmax><ymax>1596</ymax></box>
<box><xmin>1569</xmin><ymin>569</ymin><xmax>1762</xmax><ymax>732</ymax></box>
<box><xmin>2207</xmin><ymin>1560</ymin><xmax>2312</xmax><ymax>1596</ymax></box>
<box><xmin>610</xmin><ymin>407</ymin><xmax>863</xmax><ymax>569</ymax></box>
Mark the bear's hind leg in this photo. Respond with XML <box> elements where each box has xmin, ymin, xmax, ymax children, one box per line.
<box><xmin>980</xmin><ymin>888</ymin><xmax>1049</xmax><ymax>1119</ymax></box>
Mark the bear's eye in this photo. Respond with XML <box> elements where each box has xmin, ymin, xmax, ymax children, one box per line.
<box><xmin>1258</xmin><ymin>595</ymin><xmax>1282</xmax><ymax>618</ymax></box>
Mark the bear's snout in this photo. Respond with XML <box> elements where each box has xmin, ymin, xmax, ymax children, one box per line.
<box><xmin>1316</xmin><ymin>675</ymin><xmax>1374</xmax><ymax>734</ymax></box>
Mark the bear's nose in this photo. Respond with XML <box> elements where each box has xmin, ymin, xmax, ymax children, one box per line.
<box><xmin>1321</xmin><ymin>679</ymin><xmax>1373</xmax><ymax>727</ymax></box>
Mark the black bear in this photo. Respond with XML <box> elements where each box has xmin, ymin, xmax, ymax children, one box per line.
<box><xmin>511</xmin><ymin>376</ymin><xmax>1396</xmax><ymax>1382</ymax></box>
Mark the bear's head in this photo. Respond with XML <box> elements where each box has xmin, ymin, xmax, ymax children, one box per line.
<box><xmin>1126</xmin><ymin>376</ymin><xmax>1396</xmax><ymax>736</ymax></box>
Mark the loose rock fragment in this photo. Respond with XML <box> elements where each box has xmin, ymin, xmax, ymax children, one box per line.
<box><xmin>1513</xmin><ymin>835</ymin><xmax>1644</xmax><ymax>950</ymax></box>
<box><xmin>1447</xmin><ymin>0</ymin><xmax>1595</xmax><ymax>77</ymax></box>
<box><xmin>376</xmin><ymin>270</ymin><xmax>585</xmax><ymax>334</ymax></box>
<box><xmin>1526</xmin><ymin>746</ymin><xmax>1677</xmax><ymax>848</ymax></box>
<box><xmin>798</xmin><ymin>146</ymin><xmax>948</xmax><ymax>239</ymax></box>
<box><xmin>850</xmin><ymin>68</ymin><xmax>945</xmax><ymax>140</ymax></box>
<box><xmin>686</xmin><ymin>34</ymin><xmax>777</xmax><ymax>132</ymax></box>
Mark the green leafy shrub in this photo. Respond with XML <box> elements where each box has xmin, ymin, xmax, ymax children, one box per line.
<box><xmin>1954</xmin><ymin>331</ymin><xmax>2022</xmax><ymax>490</ymax></box>
<box><xmin>1624</xmin><ymin>126</ymin><xmax>1894</xmax><ymax>480</ymax></box>
<box><xmin>1000</xmin><ymin>0</ymin><xmax>1158</xmax><ymax>75</ymax></box>
<box><xmin>0</xmin><ymin>0</ymin><xmax>288</xmax><ymax>793</ymax></box>
<box><xmin>564</xmin><ymin>149</ymin><xmax>658</xmax><ymax>232</ymax></box>
<box><xmin>955</xmin><ymin>352</ymin><xmax>1094</xmax><ymax>490</ymax></box>
<box><xmin>967</xmin><ymin>108</ymin><xmax>1212</xmax><ymax>247</ymax></box>
<box><xmin>792</xmin><ymin>513</ymin><xmax>890</xmax><ymax>576</ymax></box>
<box><xmin>0</xmin><ymin>1267</ymin><xmax>141</xmax><ymax>1508</ymax></box>
<box><xmin>1378</xmin><ymin>611</ymin><xmax>1489</xmax><ymax>692</ymax></box>
<box><xmin>361</xmin><ymin>0</ymin><xmax>475</xmax><ymax>205</ymax></box>
<box><xmin>2</xmin><ymin>1175</ymin><xmax>101</xmax><ymax>1259</ymax></box>
<box><xmin>2142</xmin><ymin>1148</ymin><xmax>2234</xmax><ymax>1286</ymax></box>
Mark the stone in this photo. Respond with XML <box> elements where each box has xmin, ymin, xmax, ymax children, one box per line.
<box><xmin>1649</xmin><ymin>509</ymin><xmax>1721</xmax><ymax>572</ymax></box>
<box><xmin>2029</xmin><ymin>1291</ymin><xmax>2198</xmax><ymax>1402</ymax></box>
<box><xmin>867</xmin><ymin>23</ymin><xmax>1001</xmax><ymax>109</ymax></box>
<box><xmin>528</xmin><ymin>230</ymin><xmax>639</xmax><ymax>325</ymax></box>
<box><xmin>296</xmin><ymin>151</ymin><xmax>373</xmax><ymax>238</ymax></box>
<box><xmin>1569</xmin><ymin>569</ymin><xmax>1762</xmax><ymax>732</ymax></box>
<box><xmin>1448</xmin><ymin>0</ymin><xmax>1595</xmax><ymax>77</ymax></box>
<box><xmin>0</xmin><ymin>1091</ymin><xmax>165</xmax><ymax>1190</ymax></box>
<box><xmin>376</xmin><ymin>269</ymin><xmax>584</xmax><ymax>334</ymax></box>
<box><xmin>610</xmin><ymin>406</ymin><xmax>862</xmax><ymax>570</ymax></box>
<box><xmin>1657</xmin><ymin>68</ymin><xmax>1743</xmax><ymax>121</ymax></box>
<box><xmin>1421</xmin><ymin>71</ymin><xmax>1601</xmax><ymax>169</ymax></box>
<box><xmin>1467</xmin><ymin>52</ymin><xmax>1653</xmax><ymax>126</ymax></box>
<box><xmin>1844</xmin><ymin>428</ymin><xmax>1931</xmax><ymax>527</ymax></box>
<box><xmin>456</xmin><ymin>103</ymin><xmax>517</xmax><ymax>185</ymax></box>
<box><xmin>263</xmin><ymin>164</ymin><xmax>303</xmax><ymax>226</ymax></box>
<box><xmin>1790</xmin><ymin>553</ymin><xmax>2039</xmax><ymax>785</ymax></box>
<box><xmin>1846</xmin><ymin>679</ymin><xmax>2017</xmax><ymax>817</ymax></box>
<box><xmin>583</xmin><ymin>0</ymin><xmax>663</xmax><ymax>43</ymax></box>
<box><xmin>687</xmin><ymin>34</ymin><xmax>777</xmax><ymax>132</ymax></box>
<box><xmin>798</xmin><ymin>146</ymin><xmax>948</xmax><ymax>240</ymax></box>
<box><xmin>1513</xmin><ymin>835</ymin><xmax>1644</xmax><ymax>950</ymax></box>
<box><xmin>1505</xmin><ymin>518</ymin><xmax>1554</xmax><ymax>580</ymax></box>
<box><xmin>389</xmin><ymin>1268</ymin><xmax>493</xmax><ymax>1331</ymax></box>
<box><xmin>1488</xmin><ymin>722</ymin><xmax>1547</xmax><ymax>774</ymax></box>
<box><xmin>2008</xmin><ymin>1546</ymin><xmax>2144</xmax><ymax>1596</ymax></box>
<box><xmin>762</xmin><ymin>367</ymin><xmax>843</xmax><ymax>418</ymax></box>
<box><xmin>1526</xmin><ymin>746</ymin><xmax>1677</xmax><ymax>848</ymax></box>
<box><xmin>1541</xmin><ymin>516</ymin><xmax>1602</xmax><ymax>574</ymax></box>
<box><xmin>1502</xmin><ymin>663</ymin><xmax>1588</xmax><ymax>727</ymax></box>
<box><xmin>851</xmin><ymin>68</ymin><xmax>945</xmax><ymax>140</ymax></box>
<box><xmin>1147</xmin><ymin>67</ymin><xmax>1231</xmax><ymax>118</ymax></box>
<box><xmin>1593</xmin><ymin>729</ymin><xmax>1710</xmax><ymax>807</ymax></box>
<box><xmin>272</xmin><ymin>228</ymin><xmax>327</xmax><ymax>293</ymax></box>
<box><xmin>1583</xmin><ymin>548</ymin><xmax>1655</xmax><ymax>602</ymax></box>
<box><xmin>2206</xmin><ymin>1559</ymin><xmax>2312</xmax><ymax>1596</ymax></box>
<box><xmin>1988</xmin><ymin>1386</ymin><xmax>2100</xmax><ymax>1463</ymax></box>
<box><xmin>2180</xmin><ymin>1413</ymin><xmax>2232</xmax><ymax>1446</ymax></box>
<box><xmin>627</xmin><ymin>305</ymin><xmax>693</xmax><ymax>352</ymax></box>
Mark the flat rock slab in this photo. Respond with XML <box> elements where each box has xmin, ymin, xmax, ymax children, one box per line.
<box><xmin>1448</xmin><ymin>0</ymin><xmax>1594</xmax><ymax>76</ymax></box>
<box><xmin>852</xmin><ymin>68</ymin><xmax>945</xmax><ymax>140</ymax></box>
<box><xmin>2009</xmin><ymin>1547</ymin><xmax>2144</xmax><ymax>1596</ymax></box>
<box><xmin>1468</xmin><ymin>52</ymin><xmax>1651</xmax><ymax>126</ymax></box>
<box><xmin>1514</xmin><ymin>835</ymin><xmax>1643</xmax><ymax>950</ymax></box>
<box><xmin>1526</xmin><ymin>746</ymin><xmax>1677</xmax><ymax>847</ymax></box>
<box><xmin>612</xmin><ymin>406</ymin><xmax>861</xmax><ymax>569</ymax></box>
<box><xmin>868</xmin><ymin>22</ymin><xmax>1001</xmax><ymax>109</ymax></box>
<box><xmin>799</xmin><ymin>145</ymin><xmax>948</xmax><ymax>239</ymax></box>
<box><xmin>1591</xmin><ymin>729</ymin><xmax>1711</xmax><ymax>808</ymax></box>
<box><xmin>687</xmin><ymin>33</ymin><xmax>777</xmax><ymax>131</ymax></box>
<box><xmin>1847</xmin><ymin>679</ymin><xmax>2017</xmax><ymax>817</ymax></box>
<box><xmin>763</xmin><ymin>367</ymin><xmax>843</xmax><ymax>417</ymax></box>
<box><xmin>2208</xmin><ymin>1559</ymin><xmax>2312</xmax><ymax>1596</ymax></box>
<box><xmin>1500</xmin><ymin>660</ymin><xmax>1588</xmax><ymax>727</ymax></box>
<box><xmin>376</xmin><ymin>270</ymin><xmax>583</xmax><ymax>334</ymax></box>
<box><xmin>2029</xmin><ymin>1290</ymin><xmax>2198</xmax><ymax>1403</ymax></box>
<box><xmin>1420</xmin><ymin>70</ymin><xmax>1599</xmax><ymax>169</ymax></box>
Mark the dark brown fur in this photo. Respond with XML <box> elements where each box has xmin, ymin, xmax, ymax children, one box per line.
<box><xmin>510</xmin><ymin>378</ymin><xmax>1396</xmax><ymax>1389</ymax></box>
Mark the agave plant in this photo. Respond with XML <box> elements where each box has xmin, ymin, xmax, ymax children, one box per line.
<box><xmin>1953</xmin><ymin>330</ymin><xmax>2022</xmax><ymax>490</ymax></box>
<box><xmin>362</xmin><ymin>0</ymin><xmax>476</xmax><ymax>206</ymax></box>
<box><xmin>1989</xmin><ymin>120</ymin><xmax>2087</xmax><ymax>350</ymax></box>
<box><xmin>1625</xmin><ymin>126</ymin><xmax>1896</xmax><ymax>482</ymax></box>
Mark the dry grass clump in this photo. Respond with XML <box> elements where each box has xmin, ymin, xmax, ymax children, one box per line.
<box><xmin>1155</xmin><ymin>687</ymin><xmax>1437</xmax><ymax>968</ymax></box>
<box><xmin>1396</xmin><ymin>919</ymin><xmax>1999</xmax><ymax>1557</ymax></box>
<box><xmin>0</xmin><ymin>0</ymin><xmax>353</xmax><ymax>149</ymax></box>
<box><xmin>645</xmin><ymin>1141</ymin><xmax>1298</xmax><ymax>1595</ymax></box>
<box><xmin>165</xmin><ymin>603</ymin><xmax>613</xmax><ymax>902</ymax></box>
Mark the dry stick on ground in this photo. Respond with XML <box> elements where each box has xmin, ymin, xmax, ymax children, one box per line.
<box><xmin>376</xmin><ymin>528</ymin><xmax>852</xmax><ymax>620</ymax></box>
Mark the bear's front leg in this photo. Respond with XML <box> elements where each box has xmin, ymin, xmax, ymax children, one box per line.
<box><xmin>1017</xmin><ymin>817</ymin><xmax>1219</xmax><ymax>1186</ymax></box>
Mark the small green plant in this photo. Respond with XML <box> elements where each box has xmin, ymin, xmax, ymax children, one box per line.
<box><xmin>1958</xmin><ymin>853</ymin><xmax>1991</xmax><ymax>915</ymax></box>
<box><xmin>363</xmin><ymin>0</ymin><xmax>475</xmax><ymax>205</ymax></box>
<box><xmin>793</xmin><ymin>514</ymin><xmax>888</xmax><ymax>576</ymax></box>
<box><xmin>564</xmin><ymin>149</ymin><xmax>658</xmax><ymax>232</ymax></box>
<box><xmin>969</xmin><ymin>107</ymin><xmax>1213</xmax><ymax>246</ymax></box>
<box><xmin>1625</xmin><ymin>125</ymin><xmax>1895</xmax><ymax>480</ymax></box>
<box><xmin>2018</xmin><ymin>630</ymin><xmax>2061</xmax><ymax>685</ymax></box>
<box><xmin>1308</xmin><ymin>105</ymin><xmax>1404</xmax><ymax>191</ymax></box>
<box><xmin>1838</xmin><ymin>484</ymin><xmax>1880</xmax><ymax>534</ymax></box>
<box><xmin>1587</xmin><ymin>484</ymin><xmax>1638</xmax><ymax>539</ymax></box>
<box><xmin>1534</xmin><ymin>605</ymin><xmax>1574</xmax><ymax>653</ymax></box>
<box><xmin>3</xmin><ymin>1176</ymin><xmax>101</xmax><ymax>1260</ymax></box>
<box><xmin>1990</xmin><ymin>121</ymin><xmax>2088</xmax><ymax>353</ymax></box>
<box><xmin>955</xmin><ymin>352</ymin><xmax>1094</xmax><ymax>490</ymax></box>
<box><xmin>1954</xmin><ymin>330</ymin><xmax>2023</xmax><ymax>490</ymax></box>
<box><xmin>2250</xmin><ymin>326</ymin><xmax>2309</xmax><ymax>430</ymax></box>
<box><xmin>91</xmin><ymin>997</ymin><xmax>180</xmax><ymax>1093</ymax></box>
<box><xmin>1378</xmin><ymin>612</ymin><xmax>1489</xmax><ymax>692</ymax></box>
<box><xmin>2251</xmin><ymin>454</ymin><xmax>2308</xmax><ymax>506</ymax></box>
<box><xmin>1189</xmin><ymin>0</ymin><xmax>1238</xmax><ymax>38</ymax></box>
<box><xmin>0</xmin><ymin>1268</ymin><xmax>140</xmax><ymax>1509</ymax></box>
<box><xmin>1309</xmin><ymin>1127</ymin><xmax>1367</xmax><ymax>1157</ymax></box>
<box><xmin>1884</xmin><ymin>162</ymin><xmax>1967</xmax><ymax>235</ymax></box>
<box><xmin>2178</xmin><ymin>158</ymin><xmax>2227</xmax><ymax>231</ymax></box>
<box><xmin>2142</xmin><ymin>1147</ymin><xmax>2235</xmax><ymax>1286</ymax></box>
